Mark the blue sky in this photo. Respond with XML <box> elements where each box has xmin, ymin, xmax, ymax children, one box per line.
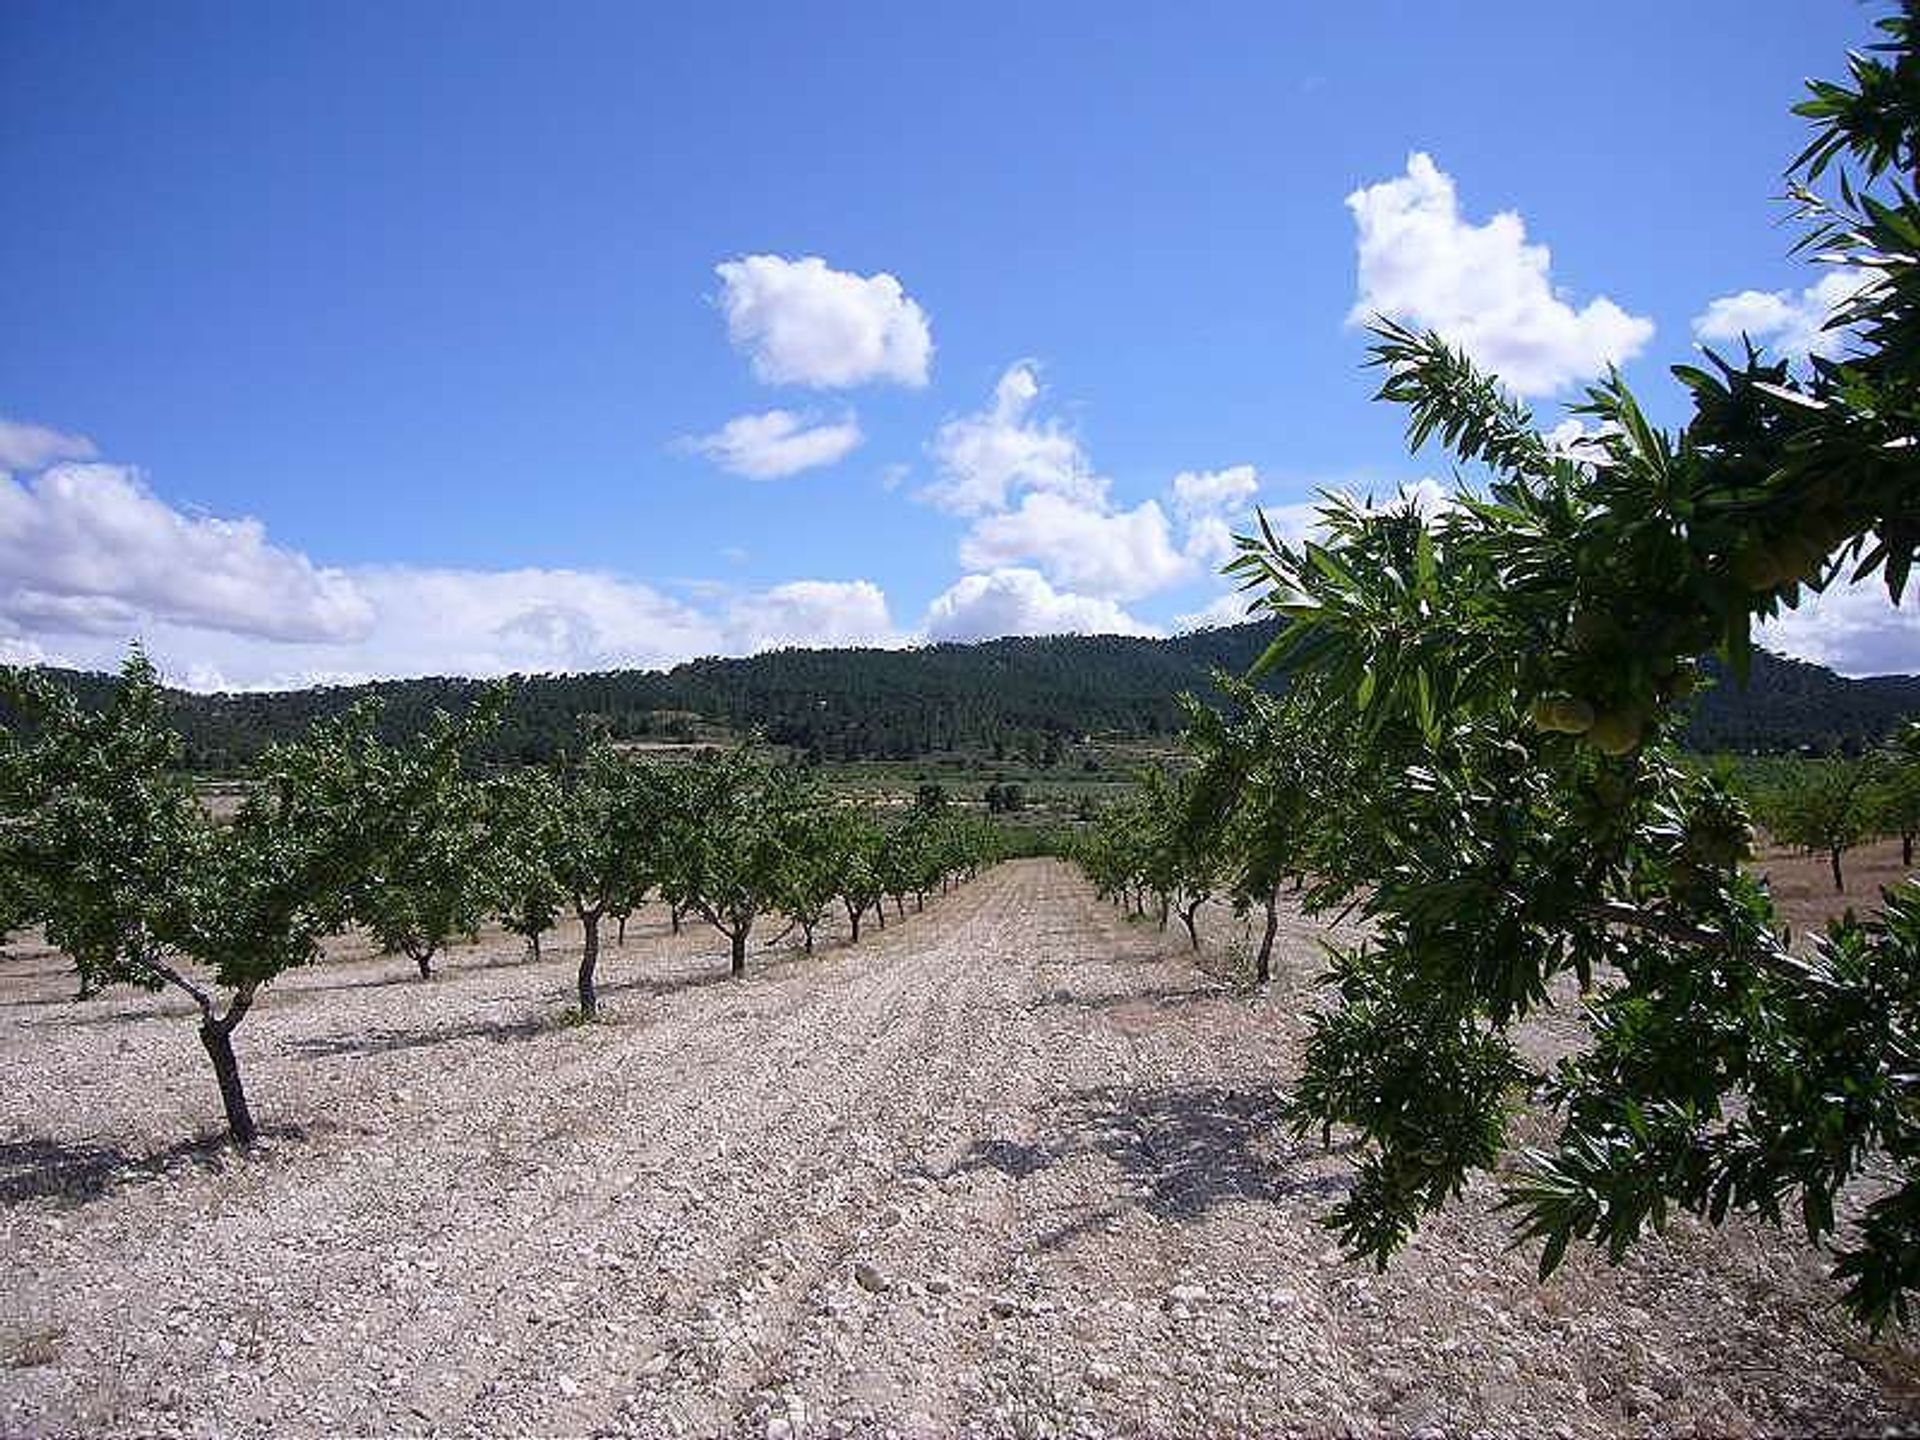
<box><xmin>2</xmin><ymin>0</ymin><xmax>1913</xmax><ymax>685</ymax></box>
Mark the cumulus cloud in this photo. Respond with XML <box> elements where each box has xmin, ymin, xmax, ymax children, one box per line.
<box><xmin>1171</xmin><ymin>464</ymin><xmax>1260</xmax><ymax>566</ymax></box>
<box><xmin>923</xmin><ymin>568</ymin><xmax>1156</xmax><ymax>643</ymax></box>
<box><xmin>923</xmin><ymin>363</ymin><xmax>1102</xmax><ymax>515</ymax></box>
<box><xmin>715</xmin><ymin>254</ymin><xmax>932</xmax><ymax>389</ymax></box>
<box><xmin>0</xmin><ymin>418</ymin><xmax>97</xmax><ymax>471</ymax></box>
<box><xmin>0</xmin><ymin>463</ymin><xmax>374</xmax><ymax>644</ymax></box>
<box><xmin>1693</xmin><ymin>269</ymin><xmax>1871</xmax><ymax>362</ymax></box>
<box><xmin>1349</xmin><ymin>152</ymin><xmax>1654</xmax><ymax>396</ymax></box>
<box><xmin>1759</xmin><ymin>577</ymin><xmax>1920</xmax><ymax>679</ymax></box>
<box><xmin>0</xmin><ymin>430</ymin><xmax>905</xmax><ymax>689</ymax></box>
<box><xmin>9</xmin><ymin>565</ymin><xmax>909</xmax><ymax>690</ymax></box>
<box><xmin>958</xmin><ymin>492</ymin><xmax>1189</xmax><ymax>601</ymax></box>
<box><xmin>686</xmin><ymin>409</ymin><xmax>863</xmax><ymax>479</ymax></box>
<box><xmin>726</xmin><ymin>579</ymin><xmax>900</xmax><ymax>651</ymax></box>
<box><xmin>1171</xmin><ymin>465</ymin><xmax>1259</xmax><ymax>520</ymax></box>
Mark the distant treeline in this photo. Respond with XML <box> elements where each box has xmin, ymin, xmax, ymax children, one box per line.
<box><xmin>6</xmin><ymin>625</ymin><xmax>1915</xmax><ymax>772</ymax></box>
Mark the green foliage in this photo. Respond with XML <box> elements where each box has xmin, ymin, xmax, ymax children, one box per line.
<box><xmin>0</xmin><ymin>649</ymin><xmax>500</xmax><ymax>1142</ymax></box>
<box><xmin>659</xmin><ymin>751</ymin><xmax>809</xmax><ymax>972</ymax></box>
<box><xmin>486</xmin><ymin>766</ymin><xmax>568</xmax><ymax>958</ymax></box>
<box><xmin>352</xmin><ymin>697</ymin><xmax>504</xmax><ymax>976</ymax></box>
<box><xmin>1750</xmin><ymin>756</ymin><xmax>1881</xmax><ymax>891</ymax></box>
<box><xmin>1214</xmin><ymin>9</ymin><xmax>1920</xmax><ymax>1331</ymax></box>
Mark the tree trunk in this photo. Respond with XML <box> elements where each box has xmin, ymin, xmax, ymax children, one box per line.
<box><xmin>413</xmin><ymin>949</ymin><xmax>434</xmax><ymax>980</ymax></box>
<box><xmin>1905</xmin><ymin>830</ymin><xmax>1915</xmax><ymax>868</ymax></box>
<box><xmin>730</xmin><ymin>926</ymin><xmax>749</xmax><ymax>977</ymax></box>
<box><xmin>895</xmin><ymin>896</ymin><xmax>906</xmax><ymax>919</ymax></box>
<box><xmin>1156</xmin><ymin>893</ymin><xmax>1170</xmax><ymax>931</ymax></box>
<box><xmin>578</xmin><ymin>912</ymin><xmax>601</xmax><ymax>1018</ymax></box>
<box><xmin>617</xmin><ymin>913</ymin><xmax>627</xmax><ymax>945</ymax></box>
<box><xmin>916</xmin><ymin>893</ymin><xmax>925</xmax><ymax>913</ymax></box>
<box><xmin>1831</xmin><ymin>847</ymin><xmax>1846</xmax><ymax>894</ymax></box>
<box><xmin>873</xmin><ymin>899</ymin><xmax>885</xmax><ymax>930</ymax></box>
<box><xmin>1256</xmin><ymin>887</ymin><xmax>1279</xmax><ymax>983</ymax></box>
<box><xmin>529</xmin><ymin>930</ymin><xmax>542</xmax><ymax>964</ymax></box>
<box><xmin>199</xmin><ymin>1016</ymin><xmax>256</xmax><ymax>1146</ymax></box>
<box><xmin>671</xmin><ymin>904</ymin><xmax>683</xmax><ymax>935</ymax></box>
<box><xmin>844</xmin><ymin>898</ymin><xmax>863</xmax><ymax>943</ymax></box>
<box><xmin>1180</xmin><ymin>899</ymin><xmax>1203</xmax><ymax>952</ymax></box>
<box><xmin>801</xmin><ymin>921</ymin><xmax>815</xmax><ymax>954</ymax></box>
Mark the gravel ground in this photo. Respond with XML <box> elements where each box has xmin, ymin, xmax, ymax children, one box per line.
<box><xmin>2</xmin><ymin>857</ymin><xmax>1918</xmax><ymax>1438</ymax></box>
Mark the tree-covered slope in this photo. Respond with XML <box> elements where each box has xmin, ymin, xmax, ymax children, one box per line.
<box><xmin>7</xmin><ymin>624</ymin><xmax>1913</xmax><ymax>771</ymax></box>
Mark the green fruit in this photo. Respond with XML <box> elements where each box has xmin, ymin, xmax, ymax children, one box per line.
<box><xmin>1552</xmin><ymin>697</ymin><xmax>1596</xmax><ymax>734</ymax></box>
<box><xmin>1529</xmin><ymin>697</ymin><xmax>1561</xmax><ymax>731</ymax></box>
<box><xmin>1586</xmin><ymin>709</ymin><xmax>1645</xmax><ymax>756</ymax></box>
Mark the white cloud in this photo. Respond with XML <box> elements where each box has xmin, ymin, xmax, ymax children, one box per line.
<box><xmin>0</xmin><ymin>418</ymin><xmax>97</xmax><ymax>471</ymax></box>
<box><xmin>923</xmin><ymin>363</ymin><xmax>1102</xmax><ymax>515</ymax></box>
<box><xmin>1170</xmin><ymin>464</ymin><xmax>1260</xmax><ymax>566</ymax></box>
<box><xmin>0</xmin><ymin>432</ymin><xmax>904</xmax><ymax>688</ymax></box>
<box><xmin>1171</xmin><ymin>464</ymin><xmax>1258</xmax><ymax>520</ymax></box>
<box><xmin>686</xmin><ymin>409</ymin><xmax>863</xmax><ymax>479</ymax></box>
<box><xmin>1693</xmin><ymin>269</ymin><xmax>1871</xmax><ymax>363</ymax></box>
<box><xmin>1175</xmin><ymin>590</ymin><xmax>1261</xmax><ymax>632</ymax></box>
<box><xmin>959</xmin><ymin>492</ymin><xmax>1189</xmax><ymax>600</ymax></box>
<box><xmin>0</xmin><ymin>463</ymin><xmax>374</xmax><ymax>644</ymax></box>
<box><xmin>727</xmin><ymin>579</ymin><xmax>900</xmax><ymax>651</ymax></box>
<box><xmin>715</xmin><ymin>254</ymin><xmax>931</xmax><ymax>389</ymax></box>
<box><xmin>923</xmin><ymin>568</ymin><xmax>1156</xmax><ymax>643</ymax></box>
<box><xmin>1348</xmin><ymin>152</ymin><xmax>1654</xmax><ymax>396</ymax></box>
<box><xmin>1759</xmin><ymin>576</ymin><xmax>1920</xmax><ymax>679</ymax></box>
<box><xmin>9</xmin><ymin>565</ymin><xmax>909</xmax><ymax>690</ymax></box>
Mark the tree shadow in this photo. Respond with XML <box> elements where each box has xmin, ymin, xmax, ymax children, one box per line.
<box><xmin>938</xmin><ymin>1083</ymin><xmax>1354</xmax><ymax>1243</ymax></box>
<box><xmin>598</xmin><ymin>967</ymin><xmax>739</xmax><ymax>1002</ymax></box>
<box><xmin>286</xmin><ymin>1014</ymin><xmax>551</xmax><ymax>1058</ymax></box>
<box><xmin>0</xmin><ymin>1125</ymin><xmax>305</xmax><ymax>1207</ymax></box>
<box><xmin>1025</xmin><ymin>983</ymin><xmax>1239</xmax><ymax>1015</ymax></box>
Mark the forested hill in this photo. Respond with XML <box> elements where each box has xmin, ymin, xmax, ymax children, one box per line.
<box><xmin>12</xmin><ymin>625</ymin><xmax>1917</xmax><ymax>771</ymax></box>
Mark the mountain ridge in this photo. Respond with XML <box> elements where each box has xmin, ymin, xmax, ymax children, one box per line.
<box><xmin>9</xmin><ymin>624</ymin><xmax>1916</xmax><ymax>771</ymax></box>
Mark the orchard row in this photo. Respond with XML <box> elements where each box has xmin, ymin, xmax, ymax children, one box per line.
<box><xmin>0</xmin><ymin>655</ymin><xmax>1005</xmax><ymax>1145</ymax></box>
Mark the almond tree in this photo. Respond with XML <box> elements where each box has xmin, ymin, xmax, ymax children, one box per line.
<box><xmin>1756</xmin><ymin>757</ymin><xmax>1880</xmax><ymax>893</ymax></box>
<box><xmin>1873</xmin><ymin>720</ymin><xmax>1920</xmax><ymax>867</ymax></box>
<box><xmin>1218</xmin><ymin>7</ymin><xmax>1920</xmax><ymax>1328</ymax></box>
<box><xmin>664</xmin><ymin>752</ymin><xmax>810</xmax><ymax>976</ymax></box>
<box><xmin>1180</xmin><ymin>681</ymin><xmax>1348</xmax><ymax>981</ymax></box>
<box><xmin>831</xmin><ymin>809</ymin><xmax>889</xmax><ymax>942</ymax></box>
<box><xmin>355</xmin><ymin>718</ymin><xmax>499</xmax><ymax>978</ymax></box>
<box><xmin>548</xmin><ymin>734</ymin><xmax>669</xmax><ymax>1018</ymax></box>
<box><xmin>0</xmin><ymin>652</ymin><xmax>497</xmax><ymax>1144</ymax></box>
<box><xmin>487</xmin><ymin>766</ymin><xmax>567</xmax><ymax>962</ymax></box>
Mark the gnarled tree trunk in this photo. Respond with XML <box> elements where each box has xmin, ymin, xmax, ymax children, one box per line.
<box><xmin>729</xmin><ymin>924</ymin><xmax>749</xmax><ymax>977</ymax></box>
<box><xmin>197</xmin><ymin>981</ymin><xmax>260</xmax><ymax>1146</ymax></box>
<box><xmin>1179</xmin><ymin>897</ymin><xmax>1205</xmax><ymax>951</ymax></box>
<box><xmin>578</xmin><ymin>911</ymin><xmax>602</xmax><ymax>1018</ymax></box>
<box><xmin>1255</xmin><ymin>886</ymin><xmax>1280</xmax><ymax>983</ymax></box>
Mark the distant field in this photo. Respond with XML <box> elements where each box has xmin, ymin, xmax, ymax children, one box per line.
<box><xmin>1754</xmin><ymin>836</ymin><xmax>1915</xmax><ymax>942</ymax></box>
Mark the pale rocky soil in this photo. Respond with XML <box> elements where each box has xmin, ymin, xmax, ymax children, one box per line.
<box><xmin>2</xmin><ymin>858</ymin><xmax>1917</xmax><ymax>1438</ymax></box>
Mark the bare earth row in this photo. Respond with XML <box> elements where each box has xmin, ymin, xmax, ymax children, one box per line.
<box><xmin>1</xmin><ymin>858</ymin><xmax>1915</xmax><ymax>1437</ymax></box>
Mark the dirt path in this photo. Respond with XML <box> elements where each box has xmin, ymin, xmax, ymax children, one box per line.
<box><xmin>2</xmin><ymin>859</ymin><xmax>1917</xmax><ymax>1437</ymax></box>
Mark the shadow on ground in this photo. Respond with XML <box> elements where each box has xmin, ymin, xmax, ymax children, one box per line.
<box><xmin>287</xmin><ymin>1014</ymin><xmax>551</xmax><ymax>1058</ymax></box>
<box><xmin>935</xmin><ymin>1083</ymin><xmax>1353</xmax><ymax>1247</ymax></box>
<box><xmin>1025</xmin><ymin>983</ymin><xmax>1240</xmax><ymax>1015</ymax></box>
<box><xmin>0</xmin><ymin>1126</ymin><xmax>304</xmax><ymax>1207</ymax></box>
